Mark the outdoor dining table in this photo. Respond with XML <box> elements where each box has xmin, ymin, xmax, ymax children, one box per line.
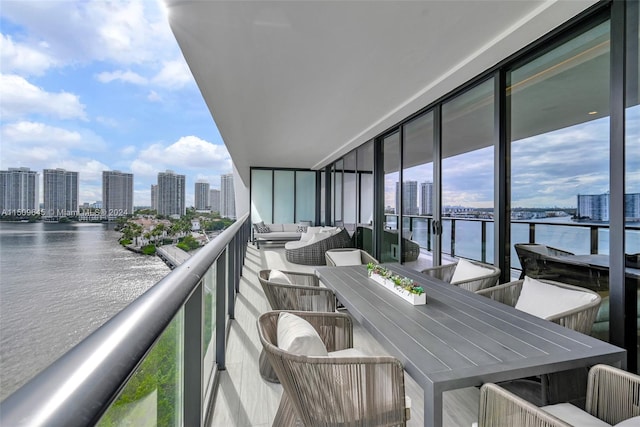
<box><xmin>315</xmin><ymin>263</ymin><xmax>627</xmax><ymax>427</ymax></box>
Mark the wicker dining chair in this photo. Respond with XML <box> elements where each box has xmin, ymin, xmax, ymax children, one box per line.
<box><xmin>477</xmin><ymin>364</ymin><xmax>640</xmax><ymax>427</ymax></box>
<box><xmin>421</xmin><ymin>259</ymin><xmax>501</xmax><ymax>292</ymax></box>
<box><xmin>258</xmin><ymin>270</ymin><xmax>336</xmax><ymax>312</ymax></box>
<box><xmin>257</xmin><ymin>270</ymin><xmax>337</xmax><ymax>383</ymax></box>
<box><xmin>514</xmin><ymin>243</ymin><xmax>575</xmax><ymax>280</ymax></box>
<box><xmin>258</xmin><ymin>310</ymin><xmax>409</xmax><ymax>427</ymax></box>
<box><xmin>475</xmin><ymin>278</ymin><xmax>601</xmax><ymax>334</ymax></box>
<box><xmin>325</xmin><ymin>248</ymin><xmax>378</xmax><ymax>266</ymax></box>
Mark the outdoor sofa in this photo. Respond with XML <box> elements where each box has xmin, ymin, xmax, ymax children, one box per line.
<box><xmin>252</xmin><ymin>222</ymin><xmax>310</xmax><ymax>249</ymax></box>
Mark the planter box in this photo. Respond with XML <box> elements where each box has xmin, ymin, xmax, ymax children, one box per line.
<box><xmin>369</xmin><ymin>273</ymin><xmax>426</xmax><ymax>305</ymax></box>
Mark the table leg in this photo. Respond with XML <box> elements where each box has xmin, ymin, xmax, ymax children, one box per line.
<box><xmin>424</xmin><ymin>384</ymin><xmax>443</xmax><ymax>427</ymax></box>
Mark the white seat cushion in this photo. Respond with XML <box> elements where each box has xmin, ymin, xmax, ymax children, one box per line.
<box><xmin>277</xmin><ymin>312</ymin><xmax>328</xmax><ymax>356</ymax></box>
<box><xmin>327</xmin><ymin>348</ymin><xmax>368</xmax><ymax>357</ymax></box>
<box><xmin>615</xmin><ymin>416</ymin><xmax>640</xmax><ymax>426</ymax></box>
<box><xmin>515</xmin><ymin>276</ymin><xmax>598</xmax><ymax>320</ymax></box>
<box><xmin>450</xmin><ymin>259</ymin><xmax>494</xmax><ymax>284</ymax></box>
<box><xmin>269</xmin><ymin>269</ymin><xmax>292</xmax><ymax>284</ymax></box>
<box><xmin>327</xmin><ymin>250</ymin><xmax>362</xmax><ymax>266</ymax></box>
<box><xmin>542</xmin><ymin>403</ymin><xmax>610</xmax><ymax>427</ymax></box>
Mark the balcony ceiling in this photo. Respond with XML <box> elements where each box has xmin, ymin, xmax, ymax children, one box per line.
<box><xmin>165</xmin><ymin>0</ymin><xmax>598</xmax><ymax>184</ymax></box>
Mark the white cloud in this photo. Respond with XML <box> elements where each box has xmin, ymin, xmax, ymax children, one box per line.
<box><xmin>2</xmin><ymin>121</ymin><xmax>83</xmax><ymax>146</ymax></box>
<box><xmin>147</xmin><ymin>90</ymin><xmax>162</xmax><ymax>102</ymax></box>
<box><xmin>1</xmin><ymin>1</ymin><xmax>176</xmax><ymax>67</ymax></box>
<box><xmin>1</xmin><ymin>74</ymin><xmax>87</xmax><ymax>120</ymax></box>
<box><xmin>152</xmin><ymin>59</ymin><xmax>193</xmax><ymax>89</ymax></box>
<box><xmin>120</xmin><ymin>146</ymin><xmax>137</xmax><ymax>157</ymax></box>
<box><xmin>0</xmin><ymin>33</ymin><xmax>59</xmax><ymax>75</ymax></box>
<box><xmin>135</xmin><ymin>136</ymin><xmax>232</xmax><ymax>174</ymax></box>
<box><xmin>96</xmin><ymin>70</ymin><xmax>148</xmax><ymax>85</ymax></box>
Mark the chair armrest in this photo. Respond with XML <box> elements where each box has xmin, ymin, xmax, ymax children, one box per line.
<box><xmin>283</xmin><ymin>270</ymin><xmax>321</xmax><ymax>287</ymax></box>
<box><xmin>476</xmin><ymin>280</ymin><xmax>522</xmax><ymax>307</ymax></box>
<box><xmin>586</xmin><ymin>364</ymin><xmax>640</xmax><ymax>425</ymax></box>
<box><xmin>421</xmin><ymin>263</ymin><xmax>457</xmax><ymax>282</ymax></box>
<box><xmin>479</xmin><ymin>383</ymin><xmax>571</xmax><ymax>427</ymax></box>
<box><xmin>266</xmin><ymin>283</ymin><xmax>337</xmax><ymax>312</ymax></box>
<box><xmin>288</xmin><ymin>311</ymin><xmax>353</xmax><ymax>352</ymax></box>
<box><xmin>545</xmin><ymin>293</ymin><xmax>601</xmax><ymax>335</ymax></box>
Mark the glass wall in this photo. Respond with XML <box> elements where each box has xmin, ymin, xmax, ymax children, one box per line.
<box><xmin>356</xmin><ymin>142</ymin><xmax>374</xmax><ymax>255</ymax></box>
<box><xmin>296</xmin><ymin>171</ymin><xmax>316</xmax><ymax>224</ymax></box>
<box><xmin>251</xmin><ymin>169</ymin><xmax>273</xmax><ymax>223</ymax></box>
<box><xmin>250</xmin><ymin>169</ymin><xmax>316</xmax><ymax>225</ymax></box>
<box><xmin>627</xmin><ymin>1</ymin><xmax>640</xmax><ymax>360</ymax></box>
<box><xmin>273</xmin><ymin>171</ymin><xmax>295</xmax><ymax>224</ymax></box>
<box><xmin>382</xmin><ymin>132</ymin><xmax>400</xmax><ymax>262</ymax></box>
<box><xmin>403</xmin><ymin>111</ymin><xmax>434</xmax><ymax>265</ymax></box>
<box><xmin>333</xmin><ymin>161</ymin><xmax>343</xmax><ymax>225</ymax></box>
<box><xmin>441</xmin><ymin>78</ymin><xmax>495</xmax><ymax>264</ymax></box>
<box><xmin>343</xmin><ymin>152</ymin><xmax>357</xmax><ymax>233</ymax></box>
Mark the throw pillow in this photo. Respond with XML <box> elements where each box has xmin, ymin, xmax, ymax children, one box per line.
<box><xmin>277</xmin><ymin>312</ymin><xmax>328</xmax><ymax>356</ymax></box>
<box><xmin>296</xmin><ymin>225</ymin><xmax>308</xmax><ymax>232</ymax></box>
<box><xmin>515</xmin><ymin>276</ymin><xmax>598</xmax><ymax>320</ymax></box>
<box><xmin>257</xmin><ymin>225</ymin><xmax>271</xmax><ymax>233</ymax></box>
<box><xmin>269</xmin><ymin>269</ymin><xmax>292</xmax><ymax>284</ymax></box>
<box><xmin>327</xmin><ymin>250</ymin><xmax>363</xmax><ymax>266</ymax></box>
<box><xmin>450</xmin><ymin>259</ymin><xmax>495</xmax><ymax>284</ymax></box>
<box><xmin>252</xmin><ymin>221</ymin><xmax>265</xmax><ymax>232</ymax></box>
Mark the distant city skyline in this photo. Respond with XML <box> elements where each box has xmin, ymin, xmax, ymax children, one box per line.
<box><xmin>1</xmin><ymin>1</ymin><xmax>232</xmax><ymax>208</ymax></box>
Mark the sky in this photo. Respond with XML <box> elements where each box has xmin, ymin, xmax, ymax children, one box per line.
<box><xmin>1</xmin><ymin>0</ymin><xmax>232</xmax><ymax>207</ymax></box>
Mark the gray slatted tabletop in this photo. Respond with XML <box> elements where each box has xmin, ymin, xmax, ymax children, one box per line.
<box><xmin>316</xmin><ymin>264</ymin><xmax>627</xmax><ymax>427</ymax></box>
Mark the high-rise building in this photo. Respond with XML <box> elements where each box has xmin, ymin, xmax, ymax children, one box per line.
<box><xmin>0</xmin><ymin>167</ymin><xmax>39</xmax><ymax>214</ymax></box>
<box><xmin>577</xmin><ymin>193</ymin><xmax>610</xmax><ymax>221</ymax></box>
<box><xmin>157</xmin><ymin>170</ymin><xmax>186</xmax><ymax>217</ymax></box>
<box><xmin>43</xmin><ymin>169</ymin><xmax>79</xmax><ymax>218</ymax></box>
<box><xmin>626</xmin><ymin>193</ymin><xmax>640</xmax><ymax>221</ymax></box>
<box><xmin>210</xmin><ymin>189</ymin><xmax>220</xmax><ymax>214</ymax></box>
<box><xmin>395</xmin><ymin>181</ymin><xmax>418</xmax><ymax>215</ymax></box>
<box><xmin>195</xmin><ymin>180</ymin><xmax>210</xmax><ymax>211</ymax></box>
<box><xmin>102</xmin><ymin>171</ymin><xmax>133</xmax><ymax>219</ymax></box>
<box><xmin>420</xmin><ymin>182</ymin><xmax>433</xmax><ymax>216</ymax></box>
<box><xmin>220</xmin><ymin>173</ymin><xmax>236</xmax><ymax>219</ymax></box>
<box><xmin>150</xmin><ymin>184</ymin><xmax>158</xmax><ymax>212</ymax></box>
<box><xmin>578</xmin><ymin>192</ymin><xmax>640</xmax><ymax>222</ymax></box>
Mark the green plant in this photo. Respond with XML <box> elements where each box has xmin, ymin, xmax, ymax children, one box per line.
<box><xmin>367</xmin><ymin>263</ymin><xmax>424</xmax><ymax>296</ymax></box>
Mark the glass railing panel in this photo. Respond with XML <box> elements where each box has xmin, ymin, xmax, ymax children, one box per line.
<box><xmin>454</xmin><ymin>220</ymin><xmax>482</xmax><ymax>261</ymax></box>
<box><xmin>442</xmin><ymin>219</ymin><xmax>452</xmax><ymax>255</ymax></box>
<box><xmin>628</xmin><ymin>229</ymin><xmax>640</xmax><ymax>254</ymax></box>
<box><xmin>97</xmin><ymin>309</ymin><xmax>184</xmax><ymax>427</ymax></box>
<box><xmin>534</xmin><ymin>224</ymin><xmax>591</xmax><ymax>255</ymax></box>
<box><xmin>485</xmin><ymin>221</ymin><xmax>495</xmax><ymax>264</ymax></box>
<box><xmin>203</xmin><ymin>264</ymin><xmax>216</xmax><ymax>400</ymax></box>
<box><xmin>511</xmin><ymin>222</ymin><xmax>530</xmax><ymax>271</ymax></box>
<box><xmin>598</xmin><ymin>228</ymin><xmax>610</xmax><ymax>255</ymax></box>
<box><xmin>411</xmin><ymin>217</ymin><xmax>430</xmax><ymax>250</ymax></box>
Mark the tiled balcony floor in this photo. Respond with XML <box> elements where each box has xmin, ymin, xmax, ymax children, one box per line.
<box><xmin>208</xmin><ymin>243</ymin><xmax>479</xmax><ymax>427</ymax></box>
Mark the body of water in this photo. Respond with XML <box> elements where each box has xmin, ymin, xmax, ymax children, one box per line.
<box><xmin>0</xmin><ymin>222</ymin><xmax>170</xmax><ymax>401</ymax></box>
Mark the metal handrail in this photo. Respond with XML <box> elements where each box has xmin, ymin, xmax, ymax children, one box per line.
<box><xmin>0</xmin><ymin>213</ymin><xmax>250</xmax><ymax>427</ymax></box>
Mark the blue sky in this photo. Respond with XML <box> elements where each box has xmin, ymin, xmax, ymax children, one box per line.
<box><xmin>1</xmin><ymin>0</ymin><xmax>232</xmax><ymax>207</ymax></box>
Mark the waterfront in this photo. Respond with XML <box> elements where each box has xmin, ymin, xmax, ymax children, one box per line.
<box><xmin>0</xmin><ymin>222</ymin><xmax>170</xmax><ymax>401</ymax></box>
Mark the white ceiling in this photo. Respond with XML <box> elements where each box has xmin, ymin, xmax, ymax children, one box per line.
<box><xmin>165</xmin><ymin>0</ymin><xmax>598</xmax><ymax>185</ymax></box>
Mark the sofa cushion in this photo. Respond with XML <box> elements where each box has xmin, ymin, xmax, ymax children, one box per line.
<box><xmin>542</xmin><ymin>403</ymin><xmax>610</xmax><ymax>427</ymax></box>
<box><xmin>450</xmin><ymin>259</ymin><xmax>494</xmax><ymax>284</ymax></box>
<box><xmin>515</xmin><ymin>276</ymin><xmax>598</xmax><ymax>320</ymax></box>
<box><xmin>269</xmin><ymin>224</ymin><xmax>285</xmax><ymax>232</ymax></box>
<box><xmin>615</xmin><ymin>416</ymin><xmax>640</xmax><ymax>426</ymax></box>
<box><xmin>327</xmin><ymin>250</ymin><xmax>363</xmax><ymax>266</ymax></box>
<box><xmin>277</xmin><ymin>312</ymin><xmax>328</xmax><ymax>356</ymax></box>
<box><xmin>306</xmin><ymin>226</ymin><xmax>323</xmax><ymax>235</ymax></box>
<box><xmin>269</xmin><ymin>270</ymin><xmax>292</xmax><ymax>285</ymax></box>
<box><xmin>282</xmin><ymin>223</ymin><xmax>299</xmax><ymax>232</ymax></box>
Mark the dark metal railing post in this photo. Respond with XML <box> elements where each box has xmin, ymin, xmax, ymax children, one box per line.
<box><xmin>528</xmin><ymin>223</ymin><xmax>535</xmax><ymax>243</ymax></box>
<box><xmin>481</xmin><ymin>221</ymin><xmax>487</xmax><ymax>263</ymax></box>
<box><xmin>450</xmin><ymin>219</ymin><xmax>456</xmax><ymax>257</ymax></box>
<box><xmin>590</xmin><ymin>226</ymin><xmax>599</xmax><ymax>254</ymax></box>
<box><xmin>184</xmin><ymin>282</ymin><xmax>203</xmax><ymax>426</ymax></box>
